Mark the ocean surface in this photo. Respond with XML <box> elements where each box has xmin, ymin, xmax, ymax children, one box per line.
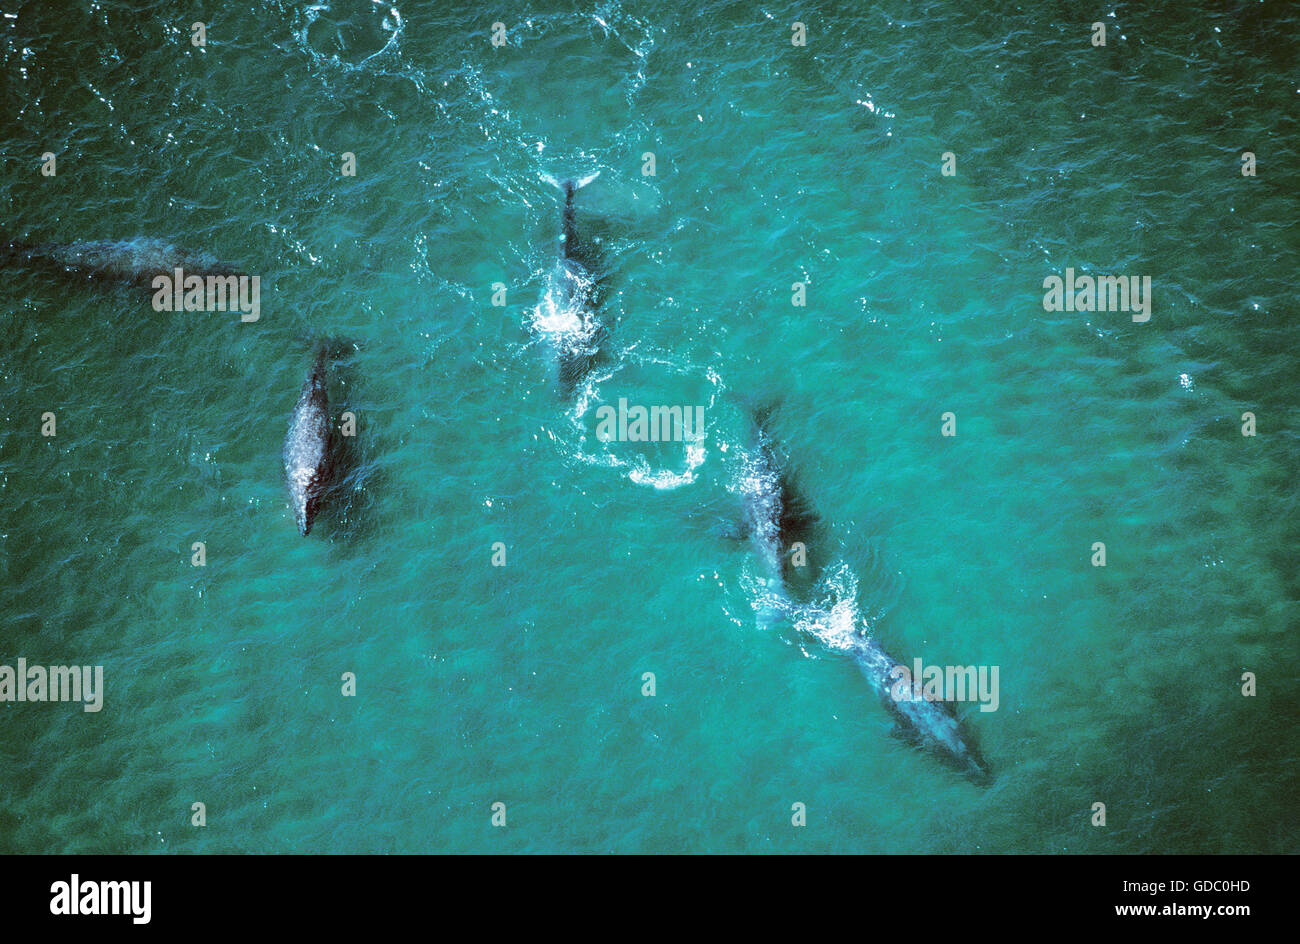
<box><xmin>0</xmin><ymin>0</ymin><xmax>1296</xmax><ymax>854</ymax></box>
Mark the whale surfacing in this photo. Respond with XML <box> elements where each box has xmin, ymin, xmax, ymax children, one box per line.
<box><xmin>735</xmin><ymin>405</ymin><xmax>816</xmax><ymax>599</ymax></box>
<box><xmin>731</xmin><ymin>403</ymin><xmax>991</xmax><ymax>784</ymax></box>
<box><xmin>283</xmin><ymin>347</ymin><xmax>332</xmax><ymax>536</ymax></box>
<box><xmin>534</xmin><ymin>173</ymin><xmax>603</xmax><ymax>397</ymax></box>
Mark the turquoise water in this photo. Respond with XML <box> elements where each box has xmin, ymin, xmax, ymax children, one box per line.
<box><xmin>1</xmin><ymin>0</ymin><xmax>1297</xmax><ymax>853</ymax></box>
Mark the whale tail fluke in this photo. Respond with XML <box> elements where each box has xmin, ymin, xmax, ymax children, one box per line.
<box><xmin>541</xmin><ymin>170</ymin><xmax>601</xmax><ymax>199</ymax></box>
<box><xmin>543</xmin><ymin>171</ymin><xmax>600</xmax><ymax>262</ymax></box>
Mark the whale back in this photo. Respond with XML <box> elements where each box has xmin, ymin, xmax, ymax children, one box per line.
<box><xmin>853</xmin><ymin>637</ymin><xmax>992</xmax><ymax>784</ymax></box>
<box><xmin>5</xmin><ymin>237</ymin><xmax>235</xmax><ymax>284</ymax></box>
<box><xmin>561</xmin><ymin>180</ymin><xmax>580</xmax><ymax>262</ymax></box>
<box><xmin>536</xmin><ymin>176</ymin><xmax>603</xmax><ymax>397</ymax></box>
<box><xmin>283</xmin><ymin>351</ymin><xmax>332</xmax><ymax>536</ymax></box>
<box><xmin>740</xmin><ymin>408</ymin><xmax>817</xmax><ymax>591</ymax></box>
<box><xmin>741</xmin><ymin>426</ymin><xmax>786</xmax><ymax>588</ymax></box>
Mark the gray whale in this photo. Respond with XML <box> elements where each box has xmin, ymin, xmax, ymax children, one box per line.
<box><xmin>734</xmin><ymin>405</ymin><xmax>990</xmax><ymax>783</ymax></box>
<box><xmin>4</xmin><ymin>237</ymin><xmax>237</xmax><ymax>285</ymax></box>
<box><xmin>736</xmin><ymin>405</ymin><xmax>816</xmax><ymax>598</ymax></box>
<box><xmin>852</xmin><ymin>637</ymin><xmax>992</xmax><ymax>784</ymax></box>
<box><xmin>283</xmin><ymin>347</ymin><xmax>332</xmax><ymax>536</ymax></box>
<box><xmin>537</xmin><ymin>173</ymin><xmax>602</xmax><ymax>396</ymax></box>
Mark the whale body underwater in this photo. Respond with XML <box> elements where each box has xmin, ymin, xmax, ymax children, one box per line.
<box><xmin>3</xmin><ymin>237</ymin><xmax>237</xmax><ymax>285</ymax></box>
<box><xmin>735</xmin><ymin>408</ymin><xmax>992</xmax><ymax>784</ymax></box>
<box><xmin>853</xmin><ymin>636</ymin><xmax>992</xmax><ymax>784</ymax></box>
